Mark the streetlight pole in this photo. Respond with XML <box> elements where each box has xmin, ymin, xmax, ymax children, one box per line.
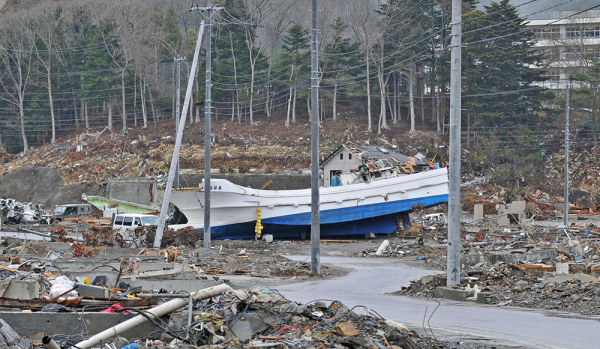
<box><xmin>191</xmin><ymin>4</ymin><xmax>222</xmax><ymax>248</ymax></box>
<box><xmin>564</xmin><ymin>82</ymin><xmax>570</xmax><ymax>226</ymax></box>
<box><xmin>153</xmin><ymin>22</ymin><xmax>206</xmax><ymax>248</ymax></box>
<box><xmin>174</xmin><ymin>56</ymin><xmax>186</xmax><ymax>189</ymax></box>
<box><xmin>447</xmin><ymin>0</ymin><xmax>462</xmax><ymax>286</ymax></box>
<box><xmin>310</xmin><ymin>0</ymin><xmax>321</xmax><ymax>274</ymax></box>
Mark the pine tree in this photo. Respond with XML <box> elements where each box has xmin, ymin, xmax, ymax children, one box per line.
<box><xmin>462</xmin><ymin>0</ymin><xmax>555</xmax><ymax>187</ymax></box>
<box><xmin>571</xmin><ymin>59</ymin><xmax>600</xmax><ymax>144</ymax></box>
<box><xmin>280</xmin><ymin>23</ymin><xmax>309</xmax><ymax>125</ymax></box>
<box><xmin>322</xmin><ymin>17</ymin><xmax>362</xmax><ymax>122</ymax></box>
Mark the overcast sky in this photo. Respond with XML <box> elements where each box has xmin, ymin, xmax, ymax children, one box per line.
<box><xmin>477</xmin><ymin>0</ymin><xmax>597</xmax><ymax>19</ymax></box>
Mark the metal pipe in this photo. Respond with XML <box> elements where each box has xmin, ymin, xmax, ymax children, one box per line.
<box><xmin>42</xmin><ymin>336</ymin><xmax>61</xmax><ymax>349</ymax></box>
<box><xmin>17</xmin><ymin>227</ymin><xmax>51</xmax><ymax>237</ymax></box>
<box><xmin>187</xmin><ymin>294</ymin><xmax>193</xmax><ymax>339</ymax></box>
<box><xmin>70</xmin><ymin>284</ymin><xmax>231</xmax><ymax>349</ymax></box>
<box><xmin>136</xmin><ymin>293</ymin><xmax>193</xmax><ymax>339</ymax></box>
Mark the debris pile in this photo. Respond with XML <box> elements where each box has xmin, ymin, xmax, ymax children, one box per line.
<box><xmin>395</xmin><ymin>226</ymin><xmax>600</xmax><ymax>316</ymax></box>
<box><xmin>0</xmin><ymin>233</ymin><xmax>445</xmax><ymax>349</ymax></box>
<box><xmin>0</xmin><ymin>198</ymin><xmax>42</xmax><ymax>224</ymax></box>
<box><xmin>8</xmin><ymin>287</ymin><xmax>438</xmax><ymax>349</ymax></box>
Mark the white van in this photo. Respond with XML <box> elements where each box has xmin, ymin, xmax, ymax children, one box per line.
<box><xmin>112</xmin><ymin>214</ymin><xmax>160</xmax><ymax>231</ymax></box>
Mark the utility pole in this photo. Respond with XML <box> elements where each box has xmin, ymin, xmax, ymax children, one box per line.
<box><xmin>447</xmin><ymin>0</ymin><xmax>462</xmax><ymax>286</ymax></box>
<box><xmin>310</xmin><ymin>0</ymin><xmax>321</xmax><ymax>274</ymax></box>
<box><xmin>153</xmin><ymin>22</ymin><xmax>206</xmax><ymax>248</ymax></box>
<box><xmin>174</xmin><ymin>56</ymin><xmax>186</xmax><ymax>189</ymax></box>
<box><xmin>191</xmin><ymin>4</ymin><xmax>223</xmax><ymax>248</ymax></box>
<box><xmin>564</xmin><ymin>82</ymin><xmax>570</xmax><ymax>226</ymax></box>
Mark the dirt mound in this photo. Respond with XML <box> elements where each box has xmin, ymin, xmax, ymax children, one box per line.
<box><xmin>0</xmin><ymin>166</ymin><xmax>104</xmax><ymax>207</ymax></box>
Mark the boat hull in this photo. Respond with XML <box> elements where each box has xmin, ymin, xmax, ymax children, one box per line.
<box><xmin>169</xmin><ymin>168</ymin><xmax>449</xmax><ymax>239</ymax></box>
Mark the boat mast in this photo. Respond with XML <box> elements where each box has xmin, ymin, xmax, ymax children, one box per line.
<box><xmin>153</xmin><ymin>21</ymin><xmax>206</xmax><ymax>248</ymax></box>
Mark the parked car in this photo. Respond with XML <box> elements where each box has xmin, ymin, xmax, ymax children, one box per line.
<box><xmin>112</xmin><ymin>213</ymin><xmax>160</xmax><ymax>231</ymax></box>
<box><xmin>41</xmin><ymin>204</ymin><xmax>94</xmax><ymax>224</ymax></box>
<box><xmin>112</xmin><ymin>213</ymin><xmax>160</xmax><ymax>246</ymax></box>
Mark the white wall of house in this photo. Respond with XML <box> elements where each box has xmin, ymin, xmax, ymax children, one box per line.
<box><xmin>322</xmin><ymin>149</ymin><xmax>362</xmax><ymax>187</ymax></box>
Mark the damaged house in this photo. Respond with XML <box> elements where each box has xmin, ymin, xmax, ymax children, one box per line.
<box><xmin>320</xmin><ymin>142</ymin><xmax>433</xmax><ymax>188</ymax></box>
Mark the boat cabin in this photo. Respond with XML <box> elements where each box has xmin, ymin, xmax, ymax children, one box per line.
<box><xmin>320</xmin><ymin>142</ymin><xmax>431</xmax><ymax>187</ymax></box>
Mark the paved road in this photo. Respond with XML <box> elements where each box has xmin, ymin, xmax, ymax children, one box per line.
<box><xmin>266</xmin><ymin>256</ymin><xmax>597</xmax><ymax>349</ymax></box>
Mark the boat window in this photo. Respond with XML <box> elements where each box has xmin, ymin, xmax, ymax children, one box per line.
<box><xmin>339</xmin><ymin>153</ymin><xmax>343</xmax><ymax>160</ymax></box>
<box><xmin>123</xmin><ymin>217</ymin><xmax>133</xmax><ymax>226</ymax></box>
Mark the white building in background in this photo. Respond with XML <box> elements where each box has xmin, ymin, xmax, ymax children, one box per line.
<box><xmin>527</xmin><ymin>10</ymin><xmax>600</xmax><ymax>90</ymax></box>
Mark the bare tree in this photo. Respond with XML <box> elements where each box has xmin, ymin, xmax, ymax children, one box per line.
<box><xmin>32</xmin><ymin>3</ymin><xmax>65</xmax><ymax>144</ymax></box>
<box><xmin>346</xmin><ymin>0</ymin><xmax>379</xmax><ymax>132</ymax></box>
<box><xmin>0</xmin><ymin>14</ymin><xmax>36</xmax><ymax>152</ymax></box>
<box><xmin>261</xmin><ymin>0</ymin><xmax>297</xmax><ymax>119</ymax></box>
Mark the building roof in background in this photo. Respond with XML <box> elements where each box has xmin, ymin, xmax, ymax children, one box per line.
<box><xmin>320</xmin><ymin>142</ymin><xmax>428</xmax><ymax>168</ymax></box>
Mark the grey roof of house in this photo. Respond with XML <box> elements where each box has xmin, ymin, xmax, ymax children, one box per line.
<box><xmin>320</xmin><ymin>142</ymin><xmax>428</xmax><ymax>167</ymax></box>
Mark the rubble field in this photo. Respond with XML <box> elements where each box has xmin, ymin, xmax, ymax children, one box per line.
<box><xmin>0</xmin><ymin>233</ymin><xmax>462</xmax><ymax>349</ymax></box>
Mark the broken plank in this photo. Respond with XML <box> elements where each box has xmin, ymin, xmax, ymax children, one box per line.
<box><xmin>518</xmin><ymin>264</ymin><xmax>556</xmax><ymax>271</ymax></box>
<box><xmin>321</xmin><ymin>239</ymin><xmax>358</xmax><ymax>243</ymax></box>
<box><xmin>258</xmin><ymin>335</ymin><xmax>284</xmax><ymax>340</ymax></box>
<box><xmin>0</xmin><ymin>297</ymin><xmax>158</xmax><ymax>311</ymax></box>
<box><xmin>555</xmin><ymin>248</ymin><xmax>574</xmax><ymax>259</ymax></box>
<box><xmin>260</xmin><ymin>180</ymin><xmax>273</xmax><ymax>190</ymax></box>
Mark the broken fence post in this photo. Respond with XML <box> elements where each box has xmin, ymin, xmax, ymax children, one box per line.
<box><xmin>70</xmin><ymin>284</ymin><xmax>232</xmax><ymax>349</ymax></box>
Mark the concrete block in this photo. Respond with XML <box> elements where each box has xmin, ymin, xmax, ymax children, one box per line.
<box><xmin>434</xmin><ymin>286</ymin><xmax>466</xmax><ymax>301</ymax></box>
<box><xmin>477</xmin><ymin>292</ymin><xmax>491</xmax><ymax>304</ymax></box>
<box><xmin>497</xmin><ymin>216</ymin><xmax>510</xmax><ymax>225</ymax></box>
<box><xmin>556</xmin><ymin>263</ymin><xmax>569</xmax><ymax>275</ymax></box>
<box><xmin>45</xmin><ymin>242</ymin><xmax>73</xmax><ymax>251</ymax></box>
<box><xmin>75</xmin><ymin>283</ymin><xmax>110</xmax><ymax>298</ymax></box>
<box><xmin>509</xmin><ymin>201</ymin><xmax>526</xmax><ymax>215</ymax></box>
<box><xmin>2</xmin><ymin>279</ymin><xmax>40</xmax><ymax>300</ymax></box>
<box><xmin>473</xmin><ymin>204</ymin><xmax>484</xmax><ymax>222</ymax></box>
<box><xmin>0</xmin><ymin>312</ymin><xmax>167</xmax><ymax>341</ymax></box>
<box><xmin>125</xmin><ymin>278</ymin><xmax>219</xmax><ymax>292</ymax></box>
<box><xmin>228</xmin><ymin>312</ymin><xmax>277</xmax><ymax>341</ymax></box>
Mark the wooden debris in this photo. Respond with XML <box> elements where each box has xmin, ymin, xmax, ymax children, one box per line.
<box><xmin>258</xmin><ymin>335</ymin><xmax>284</xmax><ymax>340</ymax></box>
<box><xmin>0</xmin><ymin>296</ymin><xmax>158</xmax><ymax>311</ymax></box>
<box><xmin>555</xmin><ymin>248</ymin><xmax>574</xmax><ymax>259</ymax></box>
<box><xmin>518</xmin><ymin>264</ymin><xmax>556</xmax><ymax>271</ymax></box>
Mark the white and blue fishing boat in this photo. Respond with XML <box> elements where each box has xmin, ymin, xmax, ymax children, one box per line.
<box><xmin>169</xmin><ymin>143</ymin><xmax>449</xmax><ymax>239</ymax></box>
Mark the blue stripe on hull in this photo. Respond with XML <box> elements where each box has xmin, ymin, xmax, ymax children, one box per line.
<box><xmin>202</xmin><ymin>194</ymin><xmax>448</xmax><ymax>240</ymax></box>
<box><xmin>207</xmin><ymin>214</ymin><xmax>398</xmax><ymax>240</ymax></box>
<box><xmin>264</xmin><ymin>194</ymin><xmax>448</xmax><ymax>225</ymax></box>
